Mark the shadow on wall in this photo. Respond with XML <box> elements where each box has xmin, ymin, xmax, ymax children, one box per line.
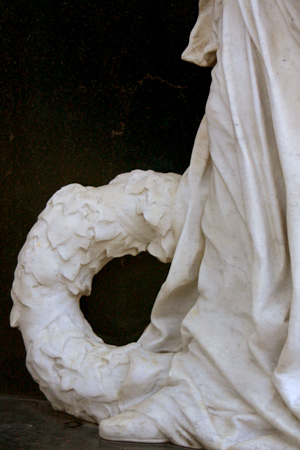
<box><xmin>80</xmin><ymin>253</ymin><xmax>171</xmax><ymax>346</ymax></box>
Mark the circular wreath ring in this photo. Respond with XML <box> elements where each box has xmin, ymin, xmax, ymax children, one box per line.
<box><xmin>11</xmin><ymin>170</ymin><xmax>180</xmax><ymax>422</ymax></box>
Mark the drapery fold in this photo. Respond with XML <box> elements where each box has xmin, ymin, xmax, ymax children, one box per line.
<box><xmin>137</xmin><ymin>1</ymin><xmax>300</xmax><ymax>448</ymax></box>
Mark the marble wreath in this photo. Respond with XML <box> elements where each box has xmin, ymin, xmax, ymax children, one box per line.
<box><xmin>11</xmin><ymin>1</ymin><xmax>300</xmax><ymax>450</ymax></box>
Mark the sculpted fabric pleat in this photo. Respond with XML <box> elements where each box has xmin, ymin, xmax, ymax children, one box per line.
<box><xmin>134</xmin><ymin>1</ymin><xmax>300</xmax><ymax>448</ymax></box>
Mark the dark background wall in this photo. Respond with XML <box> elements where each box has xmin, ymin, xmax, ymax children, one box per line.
<box><xmin>0</xmin><ymin>0</ymin><xmax>211</xmax><ymax>397</ymax></box>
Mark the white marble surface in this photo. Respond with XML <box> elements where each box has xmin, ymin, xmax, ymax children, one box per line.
<box><xmin>11</xmin><ymin>169</ymin><xmax>179</xmax><ymax>422</ymax></box>
<box><xmin>11</xmin><ymin>1</ymin><xmax>300</xmax><ymax>449</ymax></box>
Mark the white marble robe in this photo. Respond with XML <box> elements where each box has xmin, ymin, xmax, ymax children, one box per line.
<box><xmin>116</xmin><ymin>1</ymin><xmax>300</xmax><ymax>448</ymax></box>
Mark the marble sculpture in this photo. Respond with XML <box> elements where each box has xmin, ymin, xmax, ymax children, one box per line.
<box><xmin>11</xmin><ymin>1</ymin><xmax>300</xmax><ymax>449</ymax></box>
